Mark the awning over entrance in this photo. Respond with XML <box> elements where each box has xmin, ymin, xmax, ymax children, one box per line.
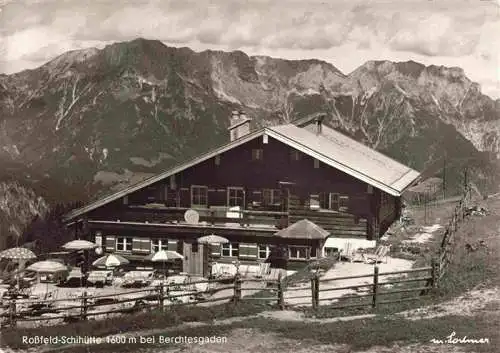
<box><xmin>274</xmin><ymin>219</ymin><xmax>330</xmax><ymax>240</ymax></box>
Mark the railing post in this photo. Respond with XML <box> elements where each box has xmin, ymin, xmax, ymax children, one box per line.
<box><xmin>372</xmin><ymin>266</ymin><xmax>379</xmax><ymax>309</ymax></box>
<box><xmin>233</xmin><ymin>273</ymin><xmax>242</xmax><ymax>304</ymax></box>
<box><xmin>210</xmin><ymin>210</ymin><xmax>216</xmax><ymax>225</ymax></box>
<box><xmin>277</xmin><ymin>273</ymin><xmax>285</xmax><ymax>310</ymax></box>
<box><xmin>9</xmin><ymin>298</ymin><xmax>16</xmax><ymax>328</ymax></box>
<box><xmin>81</xmin><ymin>291</ymin><xmax>88</xmax><ymax>321</ymax></box>
<box><xmin>158</xmin><ymin>284</ymin><xmax>165</xmax><ymax>311</ymax></box>
<box><xmin>240</xmin><ymin>211</ymin><xmax>247</xmax><ymax>227</ymax></box>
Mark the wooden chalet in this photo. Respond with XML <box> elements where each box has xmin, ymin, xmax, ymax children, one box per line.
<box><xmin>63</xmin><ymin>112</ymin><xmax>421</xmax><ymax>275</ymax></box>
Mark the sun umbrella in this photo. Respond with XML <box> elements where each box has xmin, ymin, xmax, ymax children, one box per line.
<box><xmin>146</xmin><ymin>250</ymin><xmax>184</xmax><ymax>279</ymax></box>
<box><xmin>0</xmin><ymin>247</ymin><xmax>37</xmax><ymax>288</ymax></box>
<box><xmin>92</xmin><ymin>254</ymin><xmax>129</xmax><ymax>268</ymax></box>
<box><xmin>26</xmin><ymin>261</ymin><xmax>69</xmax><ymax>299</ymax></box>
<box><xmin>146</xmin><ymin>250</ymin><xmax>184</xmax><ymax>262</ymax></box>
<box><xmin>197</xmin><ymin>234</ymin><xmax>229</xmax><ymax>245</ymax></box>
<box><xmin>62</xmin><ymin>240</ymin><xmax>97</xmax><ymax>250</ymax></box>
<box><xmin>0</xmin><ymin>247</ymin><xmax>36</xmax><ymax>260</ymax></box>
<box><xmin>27</xmin><ymin>260</ymin><xmax>68</xmax><ymax>273</ymax></box>
<box><xmin>197</xmin><ymin>235</ymin><xmax>229</xmax><ymax>278</ymax></box>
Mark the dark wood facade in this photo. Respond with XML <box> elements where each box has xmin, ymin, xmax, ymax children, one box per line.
<box><xmin>68</xmin><ymin>134</ymin><xmax>401</xmax><ymax>275</ymax></box>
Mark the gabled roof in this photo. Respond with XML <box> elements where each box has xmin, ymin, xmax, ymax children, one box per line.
<box><xmin>273</xmin><ymin>124</ymin><xmax>421</xmax><ymax>194</ymax></box>
<box><xmin>63</xmin><ymin>123</ymin><xmax>420</xmax><ymax>222</ymax></box>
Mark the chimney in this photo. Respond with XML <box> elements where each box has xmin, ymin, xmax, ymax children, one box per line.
<box><xmin>228</xmin><ymin>110</ymin><xmax>252</xmax><ymax>141</ymax></box>
<box><xmin>315</xmin><ymin>115</ymin><xmax>324</xmax><ymax>135</ymax></box>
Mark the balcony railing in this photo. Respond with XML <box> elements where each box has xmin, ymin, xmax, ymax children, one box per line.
<box><xmin>97</xmin><ymin>203</ymin><xmax>368</xmax><ymax>237</ymax></box>
<box><xmin>109</xmin><ymin>205</ymin><xmax>288</xmax><ymax>229</ymax></box>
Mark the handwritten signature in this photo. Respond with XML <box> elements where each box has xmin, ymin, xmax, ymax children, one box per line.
<box><xmin>430</xmin><ymin>331</ymin><xmax>490</xmax><ymax>344</ymax></box>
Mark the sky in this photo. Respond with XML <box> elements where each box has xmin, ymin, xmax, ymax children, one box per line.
<box><xmin>0</xmin><ymin>0</ymin><xmax>499</xmax><ymax>98</ymax></box>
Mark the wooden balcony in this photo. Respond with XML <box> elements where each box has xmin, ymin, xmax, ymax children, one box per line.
<box><xmin>94</xmin><ymin>202</ymin><xmax>368</xmax><ymax>238</ymax></box>
<box><xmin>105</xmin><ymin>205</ymin><xmax>288</xmax><ymax>229</ymax></box>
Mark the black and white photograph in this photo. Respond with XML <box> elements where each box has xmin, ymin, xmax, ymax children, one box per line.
<box><xmin>0</xmin><ymin>0</ymin><xmax>499</xmax><ymax>352</ymax></box>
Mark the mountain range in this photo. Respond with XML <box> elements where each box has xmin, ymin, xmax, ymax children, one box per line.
<box><xmin>0</xmin><ymin>38</ymin><xmax>499</xmax><ymax>243</ymax></box>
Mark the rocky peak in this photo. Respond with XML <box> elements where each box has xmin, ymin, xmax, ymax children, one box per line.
<box><xmin>0</xmin><ymin>38</ymin><xmax>498</xmax><ymax>200</ymax></box>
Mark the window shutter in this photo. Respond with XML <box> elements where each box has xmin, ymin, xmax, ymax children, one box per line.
<box><xmin>239</xmin><ymin>243</ymin><xmax>257</xmax><ymax>259</ymax></box>
<box><xmin>140</xmin><ymin>238</ymin><xmax>151</xmax><ymax>253</ymax></box>
<box><xmin>210</xmin><ymin>243</ymin><xmax>221</xmax><ymax>257</ymax></box>
<box><xmin>132</xmin><ymin>238</ymin><xmax>142</xmax><ymax>253</ymax></box>
<box><xmin>168</xmin><ymin>240</ymin><xmax>177</xmax><ymax>251</ymax></box>
<box><xmin>132</xmin><ymin>238</ymin><xmax>150</xmax><ymax>253</ymax></box>
<box><xmin>105</xmin><ymin>236</ymin><xmax>115</xmax><ymax>252</ymax></box>
<box><xmin>239</xmin><ymin>243</ymin><xmax>248</xmax><ymax>257</ymax></box>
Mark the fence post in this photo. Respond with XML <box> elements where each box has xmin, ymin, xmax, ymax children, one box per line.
<box><xmin>311</xmin><ymin>272</ymin><xmax>319</xmax><ymax>309</ymax></box>
<box><xmin>314</xmin><ymin>272</ymin><xmax>320</xmax><ymax>309</ymax></box>
<box><xmin>158</xmin><ymin>284</ymin><xmax>165</xmax><ymax>311</ymax></box>
<box><xmin>233</xmin><ymin>273</ymin><xmax>242</xmax><ymax>304</ymax></box>
<box><xmin>81</xmin><ymin>291</ymin><xmax>88</xmax><ymax>321</ymax></box>
<box><xmin>9</xmin><ymin>298</ymin><xmax>16</xmax><ymax>328</ymax></box>
<box><xmin>372</xmin><ymin>266</ymin><xmax>379</xmax><ymax>308</ymax></box>
<box><xmin>431</xmin><ymin>257</ymin><xmax>439</xmax><ymax>289</ymax></box>
<box><xmin>277</xmin><ymin>272</ymin><xmax>285</xmax><ymax>310</ymax></box>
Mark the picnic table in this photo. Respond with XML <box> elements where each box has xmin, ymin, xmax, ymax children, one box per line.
<box><xmin>87</xmin><ymin>270</ymin><xmax>114</xmax><ymax>286</ymax></box>
<box><xmin>121</xmin><ymin>270</ymin><xmax>155</xmax><ymax>288</ymax></box>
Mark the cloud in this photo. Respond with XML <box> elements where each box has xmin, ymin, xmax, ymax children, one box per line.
<box><xmin>0</xmin><ymin>0</ymin><xmax>498</xmax><ymax>98</ymax></box>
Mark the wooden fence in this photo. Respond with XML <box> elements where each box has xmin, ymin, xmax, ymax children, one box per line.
<box><xmin>285</xmin><ymin>263</ymin><xmax>438</xmax><ymax>311</ymax></box>
<box><xmin>0</xmin><ymin>275</ymin><xmax>279</xmax><ymax>328</ymax></box>
<box><xmin>437</xmin><ymin>185</ymin><xmax>471</xmax><ymax>280</ymax></box>
<box><xmin>1</xmin><ymin>262</ymin><xmax>440</xmax><ymax>328</ymax></box>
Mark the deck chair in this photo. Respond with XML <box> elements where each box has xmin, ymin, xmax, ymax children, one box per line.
<box><xmin>341</xmin><ymin>242</ymin><xmax>355</xmax><ymax>262</ymax></box>
<box><xmin>365</xmin><ymin>245</ymin><xmax>390</xmax><ymax>264</ymax></box>
<box><xmin>255</xmin><ymin>263</ymin><xmax>270</xmax><ymax>278</ymax></box>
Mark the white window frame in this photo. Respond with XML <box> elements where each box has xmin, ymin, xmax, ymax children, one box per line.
<box><xmin>258</xmin><ymin>245</ymin><xmax>272</xmax><ymax>259</ymax></box>
<box><xmin>151</xmin><ymin>239</ymin><xmax>168</xmax><ymax>253</ymax></box>
<box><xmin>289</xmin><ymin>246</ymin><xmax>308</xmax><ymax>259</ymax></box>
<box><xmin>329</xmin><ymin>193</ymin><xmax>340</xmax><ymax>210</ymax></box>
<box><xmin>339</xmin><ymin>196</ymin><xmax>349</xmax><ymax>210</ymax></box>
<box><xmin>309</xmin><ymin>194</ymin><xmax>320</xmax><ymax>210</ymax></box>
<box><xmin>227</xmin><ymin>187</ymin><xmax>245</xmax><ymax>207</ymax></box>
<box><xmin>262</xmin><ymin>189</ymin><xmax>280</xmax><ymax>206</ymax></box>
<box><xmin>116</xmin><ymin>237</ymin><xmax>132</xmax><ymax>252</ymax></box>
<box><xmin>221</xmin><ymin>243</ymin><xmax>239</xmax><ymax>257</ymax></box>
<box><xmin>190</xmin><ymin>185</ymin><xmax>208</xmax><ymax>207</ymax></box>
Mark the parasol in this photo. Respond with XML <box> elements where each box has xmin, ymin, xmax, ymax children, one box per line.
<box><xmin>0</xmin><ymin>247</ymin><xmax>37</xmax><ymax>288</ymax></box>
<box><xmin>146</xmin><ymin>250</ymin><xmax>184</xmax><ymax>279</ymax></box>
<box><xmin>197</xmin><ymin>234</ymin><xmax>229</xmax><ymax>278</ymax></box>
<box><xmin>197</xmin><ymin>234</ymin><xmax>229</xmax><ymax>245</ymax></box>
<box><xmin>92</xmin><ymin>254</ymin><xmax>129</xmax><ymax>268</ymax></box>
<box><xmin>62</xmin><ymin>240</ymin><xmax>97</xmax><ymax>250</ymax></box>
